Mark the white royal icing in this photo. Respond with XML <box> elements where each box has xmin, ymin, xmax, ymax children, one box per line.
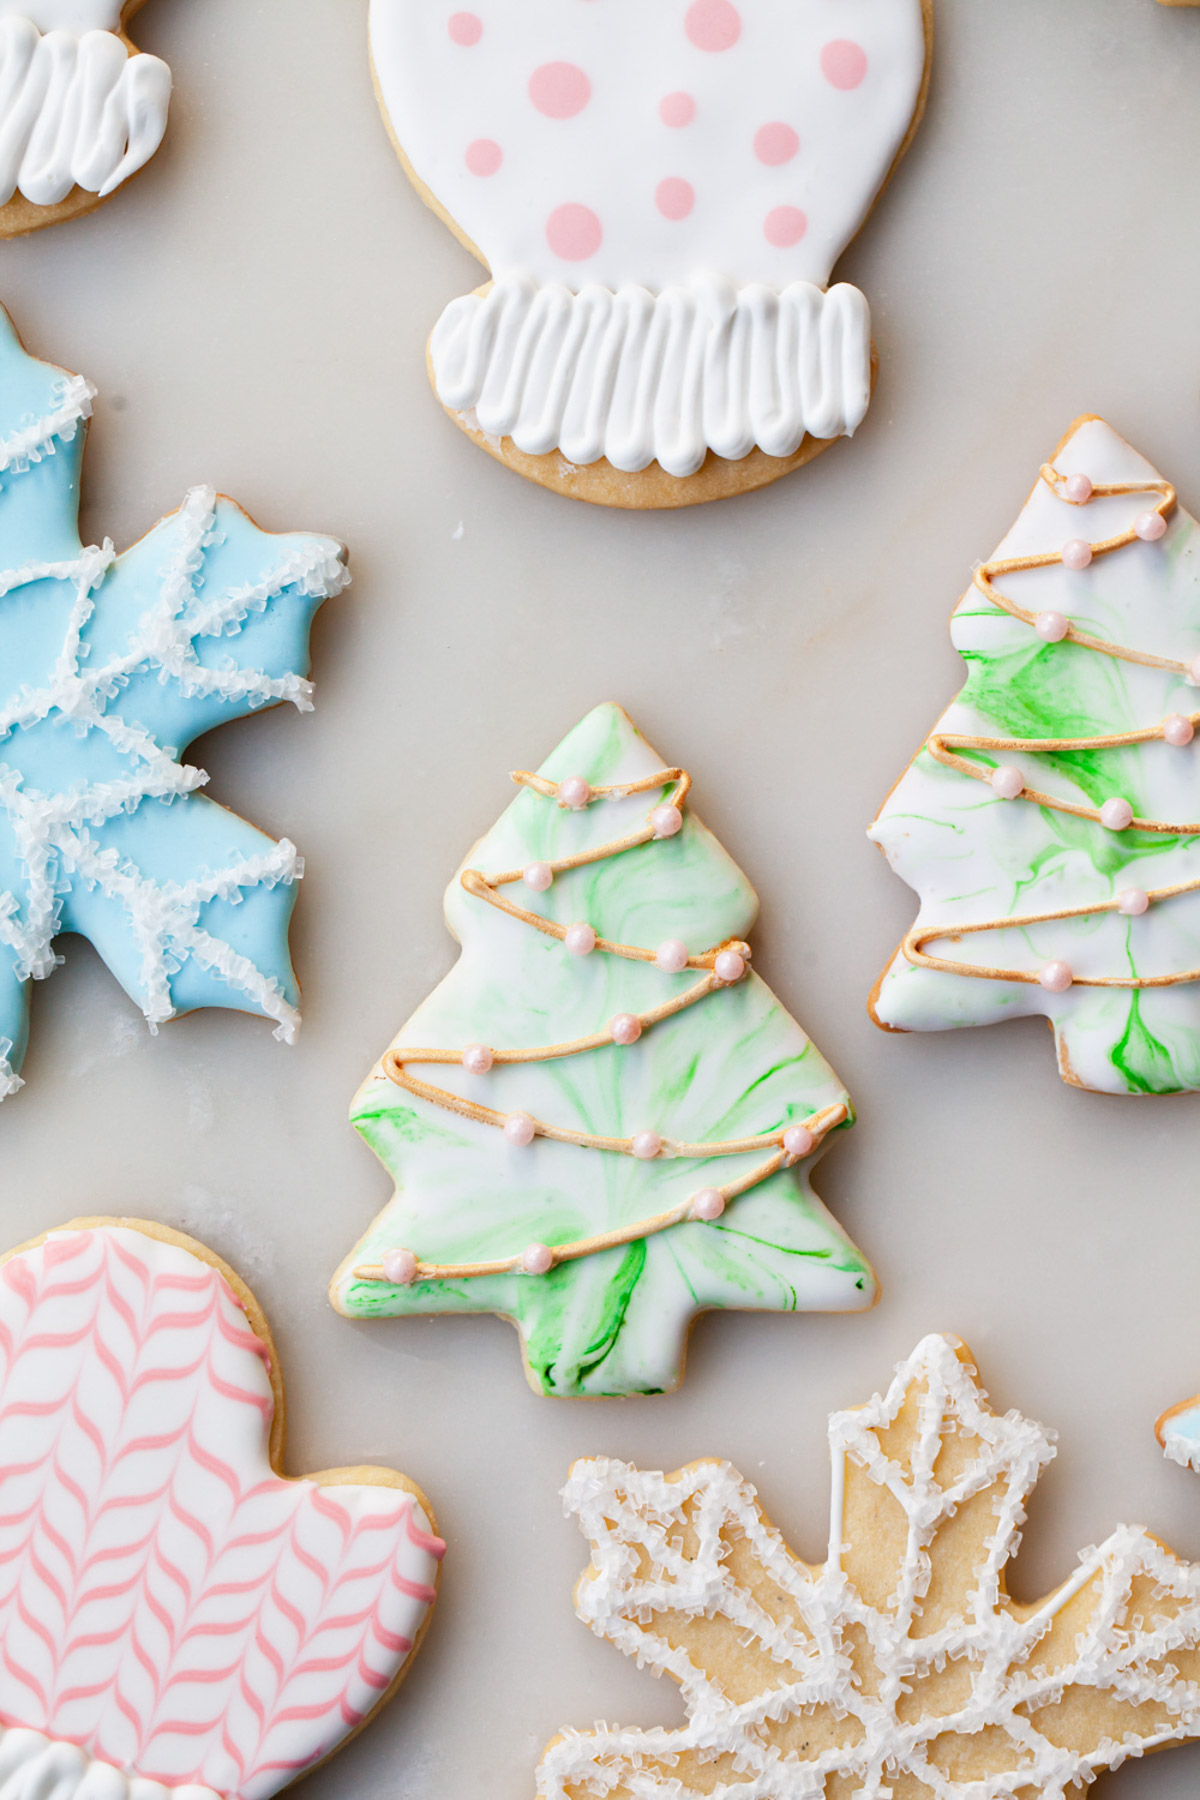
<box><xmin>0</xmin><ymin>15</ymin><xmax>170</xmax><ymax>207</ymax></box>
<box><xmin>432</xmin><ymin>272</ymin><xmax>870</xmax><ymax>477</ymax></box>
<box><xmin>372</xmin><ymin>0</ymin><xmax>926</xmax><ymax>473</ymax></box>
<box><xmin>0</xmin><ymin>1225</ymin><xmax>443</xmax><ymax>1800</ymax></box>
<box><xmin>543</xmin><ymin>1335</ymin><xmax>1200</xmax><ymax>1799</ymax></box>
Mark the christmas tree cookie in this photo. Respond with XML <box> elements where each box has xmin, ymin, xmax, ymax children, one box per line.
<box><xmin>331</xmin><ymin>702</ymin><xmax>874</xmax><ymax>1399</ymax></box>
<box><xmin>541</xmin><ymin>1335</ymin><xmax>1200</xmax><ymax>1800</ymax></box>
<box><xmin>0</xmin><ymin>303</ymin><xmax>348</xmax><ymax>1096</ymax></box>
<box><xmin>0</xmin><ymin>1217</ymin><xmax>444</xmax><ymax>1799</ymax></box>
<box><xmin>870</xmin><ymin>416</ymin><xmax>1200</xmax><ymax>1095</ymax></box>
<box><xmin>369</xmin><ymin>0</ymin><xmax>932</xmax><ymax>507</ymax></box>
<box><xmin>0</xmin><ymin>2</ymin><xmax>172</xmax><ymax>236</ymax></box>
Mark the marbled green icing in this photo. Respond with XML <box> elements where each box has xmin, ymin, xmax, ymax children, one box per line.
<box><xmin>870</xmin><ymin>419</ymin><xmax>1200</xmax><ymax>1094</ymax></box>
<box><xmin>334</xmin><ymin>703</ymin><xmax>874</xmax><ymax>1398</ymax></box>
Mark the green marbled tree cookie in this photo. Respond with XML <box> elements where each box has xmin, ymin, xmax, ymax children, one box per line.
<box><xmin>331</xmin><ymin>702</ymin><xmax>875</xmax><ymax>1398</ymax></box>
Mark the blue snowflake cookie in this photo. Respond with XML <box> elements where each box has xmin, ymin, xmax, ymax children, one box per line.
<box><xmin>0</xmin><ymin>305</ymin><xmax>349</xmax><ymax>1096</ymax></box>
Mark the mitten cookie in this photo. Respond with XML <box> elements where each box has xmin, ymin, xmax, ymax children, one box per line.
<box><xmin>0</xmin><ymin>1</ymin><xmax>171</xmax><ymax>235</ymax></box>
<box><xmin>542</xmin><ymin>1334</ymin><xmax>1200</xmax><ymax>1799</ymax></box>
<box><xmin>370</xmin><ymin>0</ymin><xmax>932</xmax><ymax>507</ymax></box>
<box><xmin>331</xmin><ymin>702</ymin><xmax>874</xmax><ymax>1399</ymax></box>
<box><xmin>0</xmin><ymin>1218</ymin><xmax>444</xmax><ymax>1798</ymax></box>
<box><xmin>870</xmin><ymin>416</ymin><xmax>1200</xmax><ymax>1095</ymax></box>
<box><xmin>0</xmin><ymin>304</ymin><xmax>348</xmax><ymax>1097</ymax></box>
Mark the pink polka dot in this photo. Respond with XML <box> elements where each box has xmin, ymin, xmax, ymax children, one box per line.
<box><xmin>659</xmin><ymin>90</ymin><xmax>696</xmax><ymax>127</ymax></box>
<box><xmin>685</xmin><ymin>0</ymin><xmax>741</xmax><ymax>52</ymax></box>
<box><xmin>764</xmin><ymin>205</ymin><xmax>807</xmax><ymax>247</ymax></box>
<box><xmin>465</xmin><ymin>138</ymin><xmax>502</xmax><ymax>176</ymax></box>
<box><xmin>546</xmin><ymin>203</ymin><xmax>602</xmax><ymax>261</ymax></box>
<box><xmin>655</xmin><ymin>177</ymin><xmax>694</xmax><ymax>220</ymax></box>
<box><xmin>529</xmin><ymin>61</ymin><xmax>591</xmax><ymax>118</ymax></box>
<box><xmin>447</xmin><ymin>11</ymin><xmax>482</xmax><ymax>46</ymax></box>
<box><xmin>820</xmin><ymin>39</ymin><xmax>868</xmax><ymax>89</ymax></box>
<box><xmin>754</xmin><ymin>122</ymin><xmax>799</xmax><ymax>166</ymax></box>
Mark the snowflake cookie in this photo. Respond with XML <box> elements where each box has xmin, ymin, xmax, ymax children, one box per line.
<box><xmin>370</xmin><ymin>0</ymin><xmax>932</xmax><ymax>508</ymax></box>
<box><xmin>541</xmin><ymin>1333</ymin><xmax>1200</xmax><ymax>1800</ymax></box>
<box><xmin>0</xmin><ymin>304</ymin><xmax>348</xmax><ymax>1097</ymax></box>
<box><xmin>0</xmin><ymin>2</ymin><xmax>173</xmax><ymax>235</ymax></box>
<box><xmin>870</xmin><ymin>415</ymin><xmax>1200</xmax><ymax>1096</ymax></box>
<box><xmin>0</xmin><ymin>1217</ymin><xmax>444</xmax><ymax>1800</ymax></box>
<box><xmin>331</xmin><ymin>701</ymin><xmax>874</xmax><ymax>1399</ymax></box>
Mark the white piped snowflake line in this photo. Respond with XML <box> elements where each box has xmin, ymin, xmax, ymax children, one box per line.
<box><xmin>0</xmin><ymin>374</ymin><xmax>94</xmax><ymax>479</ymax></box>
<box><xmin>542</xmin><ymin>1335</ymin><xmax>1200</xmax><ymax>1800</ymax></box>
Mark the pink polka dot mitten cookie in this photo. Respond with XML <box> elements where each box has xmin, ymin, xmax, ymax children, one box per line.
<box><xmin>370</xmin><ymin>0</ymin><xmax>932</xmax><ymax>508</ymax></box>
<box><xmin>0</xmin><ymin>2</ymin><xmax>172</xmax><ymax>236</ymax></box>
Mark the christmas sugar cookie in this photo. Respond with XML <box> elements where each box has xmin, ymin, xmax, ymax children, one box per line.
<box><xmin>869</xmin><ymin>416</ymin><xmax>1200</xmax><ymax>1096</ymax></box>
<box><xmin>370</xmin><ymin>0</ymin><xmax>932</xmax><ymax>508</ymax></box>
<box><xmin>541</xmin><ymin>1333</ymin><xmax>1200</xmax><ymax>1799</ymax></box>
<box><xmin>0</xmin><ymin>1218</ymin><xmax>444</xmax><ymax>1798</ymax></box>
<box><xmin>0</xmin><ymin>2</ymin><xmax>172</xmax><ymax>235</ymax></box>
<box><xmin>0</xmin><ymin>304</ymin><xmax>348</xmax><ymax>1098</ymax></box>
<box><xmin>1158</xmin><ymin>1391</ymin><xmax>1200</xmax><ymax>1470</ymax></box>
<box><xmin>331</xmin><ymin>702</ymin><xmax>874</xmax><ymax>1399</ymax></box>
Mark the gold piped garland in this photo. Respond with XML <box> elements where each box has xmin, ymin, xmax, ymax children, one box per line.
<box><xmin>355</xmin><ymin>765</ymin><xmax>845</xmax><ymax>1287</ymax></box>
<box><xmin>902</xmin><ymin>465</ymin><xmax>1200</xmax><ymax>992</ymax></box>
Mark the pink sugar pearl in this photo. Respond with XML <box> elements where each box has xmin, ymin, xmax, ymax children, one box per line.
<box><xmin>521</xmin><ymin>1243</ymin><xmax>554</xmax><ymax>1276</ymax></box>
<box><xmin>1116</xmin><ymin>888</ymin><xmax>1149</xmax><ymax>917</ymax></box>
<box><xmin>524</xmin><ymin>860</ymin><xmax>553</xmax><ymax>892</ymax></box>
<box><xmin>656</xmin><ymin>939</ymin><xmax>689</xmax><ymax>973</ymax></box>
<box><xmin>691</xmin><ymin>1188</ymin><xmax>726</xmax><ymax>1222</ymax></box>
<box><xmin>1063</xmin><ymin>473</ymin><xmax>1094</xmax><ymax>505</ymax></box>
<box><xmin>1100</xmin><ymin>797</ymin><xmax>1133</xmax><ymax>831</ymax></box>
<box><xmin>610</xmin><ymin>1013</ymin><xmax>642</xmax><ymax>1046</ymax></box>
<box><xmin>651</xmin><ymin>804</ymin><xmax>683</xmax><ymax>838</ymax></box>
<box><xmin>991</xmin><ymin>765</ymin><xmax>1024</xmax><ymax>800</ymax></box>
<box><xmin>1164</xmin><ymin>713</ymin><xmax>1195</xmax><ymax>747</ymax></box>
<box><xmin>1062</xmin><ymin>539</ymin><xmax>1093</xmax><ymax>571</ymax></box>
<box><xmin>1135</xmin><ymin>510</ymin><xmax>1167</xmax><ymax>542</ymax></box>
<box><xmin>1035</xmin><ymin>610</ymin><xmax>1069</xmax><ymax>644</ymax></box>
<box><xmin>782</xmin><ymin>1125</ymin><xmax>815</xmax><ymax>1161</ymax></box>
<box><xmin>1038</xmin><ymin>961</ymin><xmax>1073</xmax><ymax>993</ymax></box>
<box><xmin>565</xmin><ymin>922</ymin><xmax>597</xmax><ymax>956</ymax></box>
<box><xmin>462</xmin><ymin>1042</ymin><xmax>494</xmax><ymax>1075</ymax></box>
<box><xmin>504</xmin><ymin>1112</ymin><xmax>536</xmax><ymax>1147</ymax></box>
<box><xmin>714</xmin><ymin>948</ymin><xmax>746</xmax><ymax>983</ymax></box>
<box><xmin>383</xmin><ymin>1249</ymin><xmax>418</xmax><ymax>1286</ymax></box>
<box><xmin>558</xmin><ymin>775</ymin><xmax>592</xmax><ymax>809</ymax></box>
<box><xmin>632</xmin><ymin>1130</ymin><xmax>662</xmax><ymax>1161</ymax></box>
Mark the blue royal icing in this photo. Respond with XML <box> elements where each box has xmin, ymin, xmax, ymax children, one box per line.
<box><xmin>0</xmin><ymin>305</ymin><xmax>349</xmax><ymax>1095</ymax></box>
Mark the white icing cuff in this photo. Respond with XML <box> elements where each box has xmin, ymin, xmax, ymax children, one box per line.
<box><xmin>0</xmin><ymin>1727</ymin><xmax>219</xmax><ymax>1800</ymax></box>
<box><xmin>430</xmin><ymin>272</ymin><xmax>872</xmax><ymax>480</ymax></box>
<box><xmin>0</xmin><ymin>18</ymin><xmax>171</xmax><ymax>208</ymax></box>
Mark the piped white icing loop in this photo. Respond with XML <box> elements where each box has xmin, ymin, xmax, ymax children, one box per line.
<box><xmin>0</xmin><ymin>17</ymin><xmax>170</xmax><ymax>207</ymax></box>
<box><xmin>0</xmin><ymin>1728</ymin><xmax>219</xmax><ymax>1800</ymax></box>
<box><xmin>432</xmin><ymin>272</ymin><xmax>870</xmax><ymax>477</ymax></box>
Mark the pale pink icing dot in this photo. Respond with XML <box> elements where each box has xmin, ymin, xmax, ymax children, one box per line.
<box><xmin>530</xmin><ymin>61</ymin><xmax>592</xmax><ymax>119</ymax></box>
<box><xmin>754</xmin><ymin>122</ymin><xmax>799</xmax><ymax>166</ymax></box>
<box><xmin>656</xmin><ymin>177</ymin><xmax>694</xmax><ymax>221</ymax></box>
<box><xmin>447</xmin><ymin>11</ymin><xmax>482</xmax><ymax>46</ymax></box>
<box><xmin>764</xmin><ymin>205</ymin><xmax>807</xmax><ymax>248</ymax></box>
<box><xmin>821</xmin><ymin>38</ymin><xmax>868</xmax><ymax>90</ymax></box>
<box><xmin>659</xmin><ymin>90</ymin><xmax>696</xmax><ymax>127</ymax></box>
<box><xmin>465</xmin><ymin>138</ymin><xmax>502</xmax><ymax>176</ymax></box>
<box><xmin>685</xmin><ymin>0</ymin><xmax>741</xmax><ymax>53</ymax></box>
<box><xmin>546</xmin><ymin>202</ymin><xmax>602</xmax><ymax>261</ymax></box>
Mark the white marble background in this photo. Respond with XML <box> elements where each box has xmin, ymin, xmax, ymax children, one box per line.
<box><xmin>3</xmin><ymin>0</ymin><xmax>1200</xmax><ymax>1793</ymax></box>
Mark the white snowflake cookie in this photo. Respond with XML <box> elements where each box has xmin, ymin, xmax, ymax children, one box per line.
<box><xmin>371</xmin><ymin>0</ymin><xmax>932</xmax><ymax>507</ymax></box>
<box><xmin>542</xmin><ymin>1334</ymin><xmax>1200</xmax><ymax>1799</ymax></box>
<box><xmin>0</xmin><ymin>1218</ymin><xmax>444</xmax><ymax>1800</ymax></box>
<box><xmin>0</xmin><ymin>1</ymin><xmax>172</xmax><ymax>234</ymax></box>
